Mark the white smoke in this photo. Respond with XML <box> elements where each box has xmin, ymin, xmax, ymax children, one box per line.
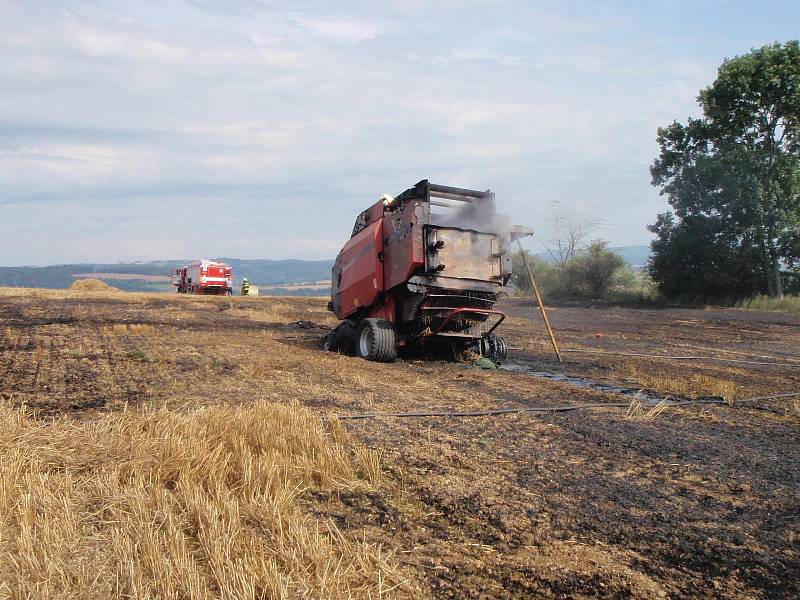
<box><xmin>429</xmin><ymin>200</ymin><xmax>522</xmax><ymax>241</ymax></box>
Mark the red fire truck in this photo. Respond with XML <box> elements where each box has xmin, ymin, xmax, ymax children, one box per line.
<box><xmin>171</xmin><ymin>260</ymin><xmax>233</xmax><ymax>295</ymax></box>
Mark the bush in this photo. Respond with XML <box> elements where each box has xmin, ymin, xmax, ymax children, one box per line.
<box><xmin>512</xmin><ymin>241</ymin><xmax>655</xmax><ymax>302</ymax></box>
<box><xmin>737</xmin><ymin>295</ymin><xmax>800</xmax><ymax>313</ymax></box>
<box><xmin>606</xmin><ymin>265</ymin><xmax>659</xmax><ymax>302</ymax></box>
<box><xmin>510</xmin><ymin>251</ymin><xmax>557</xmax><ymax>295</ymax></box>
<box><xmin>563</xmin><ymin>241</ymin><xmax>624</xmax><ymax>298</ymax></box>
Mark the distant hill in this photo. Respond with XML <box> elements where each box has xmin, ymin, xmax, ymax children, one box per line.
<box><xmin>609</xmin><ymin>246</ymin><xmax>651</xmax><ymax>269</ymax></box>
<box><xmin>220</xmin><ymin>258</ymin><xmax>333</xmax><ymax>286</ymax></box>
<box><xmin>0</xmin><ymin>246</ymin><xmax>651</xmax><ymax>294</ymax></box>
<box><xmin>0</xmin><ymin>258</ymin><xmax>334</xmax><ymax>294</ymax></box>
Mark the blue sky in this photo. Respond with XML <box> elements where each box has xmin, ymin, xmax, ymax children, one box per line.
<box><xmin>1</xmin><ymin>0</ymin><xmax>798</xmax><ymax>266</ymax></box>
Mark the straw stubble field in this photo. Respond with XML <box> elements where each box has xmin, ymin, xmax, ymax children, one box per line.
<box><xmin>0</xmin><ymin>287</ymin><xmax>798</xmax><ymax>599</ymax></box>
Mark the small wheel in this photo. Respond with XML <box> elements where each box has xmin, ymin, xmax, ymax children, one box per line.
<box><xmin>484</xmin><ymin>334</ymin><xmax>508</xmax><ymax>364</ymax></box>
<box><xmin>356</xmin><ymin>318</ymin><xmax>397</xmax><ymax>362</ymax></box>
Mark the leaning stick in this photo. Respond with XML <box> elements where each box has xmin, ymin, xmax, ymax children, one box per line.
<box><xmin>517</xmin><ymin>240</ymin><xmax>562</xmax><ymax>363</ymax></box>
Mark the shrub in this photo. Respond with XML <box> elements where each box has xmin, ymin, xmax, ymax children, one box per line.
<box><xmin>738</xmin><ymin>295</ymin><xmax>800</xmax><ymax>313</ymax></box>
<box><xmin>563</xmin><ymin>241</ymin><xmax>624</xmax><ymax>298</ymax></box>
<box><xmin>512</xmin><ymin>242</ymin><xmax>654</xmax><ymax>302</ymax></box>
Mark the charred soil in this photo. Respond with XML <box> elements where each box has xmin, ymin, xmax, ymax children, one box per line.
<box><xmin>0</xmin><ymin>289</ymin><xmax>798</xmax><ymax>598</ymax></box>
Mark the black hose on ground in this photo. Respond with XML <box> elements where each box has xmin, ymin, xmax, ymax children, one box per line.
<box><xmin>335</xmin><ymin>392</ymin><xmax>800</xmax><ymax>420</ymax></box>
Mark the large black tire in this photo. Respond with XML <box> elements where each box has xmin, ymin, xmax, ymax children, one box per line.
<box><xmin>356</xmin><ymin>318</ymin><xmax>397</xmax><ymax>362</ymax></box>
<box><xmin>322</xmin><ymin>333</ymin><xmax>337</xmax><ymax>352</ymax></box>
<box><xmin>323</xmin><ymin>320</ymin><xmax>358</xmax><ymax>355</ymax></box>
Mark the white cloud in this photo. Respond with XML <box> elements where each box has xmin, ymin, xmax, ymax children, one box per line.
<box><xmin>295</xmin><ymin>16</ymin><xmax>383</xmax><ymax>43</ymax></box>
<box><xmin>1</xmin><ymin>0</ymin><xmax>796</xmax><ymax>264</ymax></box>
<box><xmin>432</xmin><ymin>48</ymin><xmax>527</xmax><ymax>67</ymax></box>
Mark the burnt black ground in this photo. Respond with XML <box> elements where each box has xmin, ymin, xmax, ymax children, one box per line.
<box><xmin>1</xmin><ymin>291</ymin><xmax>798</xmax><ymax>598</ymax></box>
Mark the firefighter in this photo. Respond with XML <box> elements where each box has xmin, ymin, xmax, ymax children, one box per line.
<box><xmin>241</xmin><ymin>277</ymin><xmax>250</xmax><ymax>296</ymax></box>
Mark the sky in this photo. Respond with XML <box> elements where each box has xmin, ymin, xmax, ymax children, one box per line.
<box><xmin>1</xmin><ymin>0</ymin><xmax>798</xmax><ymax>266</ymax></box>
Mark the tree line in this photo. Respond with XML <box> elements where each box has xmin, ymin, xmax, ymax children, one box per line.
<box><xmin>649</xmin><ymin>41</ymin><xmax>799</xmax><ymax>300</ymax></box>
<box><xmin>513</xmin><ymin>41</ymin><xmax>800</xmax><ymax>304</ymax></box>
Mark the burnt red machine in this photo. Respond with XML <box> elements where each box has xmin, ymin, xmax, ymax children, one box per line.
<box><xmin>171</xmin><ymin>260</ymin><xmax>233</xmax><ymax>295</ymax></box>
<box><xmin>324</xmin><ymin>180</ymin><xmax>531</xmax><ymax>362</ymax></box>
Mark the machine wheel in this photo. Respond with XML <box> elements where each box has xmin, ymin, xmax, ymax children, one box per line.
<box><xmin>322</xmin><ymin>333</ymin><xmax>337</xmax><ymax>352</ymax></box>
<box><xmin>356</xmin><ymin>319</ymin><xmax>397</xmax><ymax>362</ymax></box>
<box><xmin>483</xmin><ymin>334</ymin><xmax>508</xmax><ymax>365</ymax></box>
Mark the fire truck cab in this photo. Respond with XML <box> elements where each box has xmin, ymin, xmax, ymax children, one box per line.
<box><xmin>172</xmin><ymin>260</ymin><xmax>233</xmax><ymax>295</ymax></box>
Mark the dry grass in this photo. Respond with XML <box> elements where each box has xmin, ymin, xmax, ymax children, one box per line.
<box><xmin>790</xmin><ymin>397</ymin><xmax>800</xmax><ymax>418</ymax></box>
<box><xmin>1</xmin><ymin>288</ymin><xmax>799</xmax><ymax>598</ymax></box>
<box><xmin>626</xmin><ymin>397</ymin><xmax>671</xmax><ymax>421</ymax></box>
<box><xmin>2</xmin><ymin>327</ymin><xmax>18</xmax><ymax>347</ymax></box>
<box><xmin>0</xmin><ymin>401</ymin><xmax>400</xmax><ymax>599</ymax></box>
<box><xmin>105</xmin><ymin>323</ymin><xmax>159</xmax><ymax>337</ymax></box>
<box><xmin>239</xmin><ymin>304</ymin><xmax>295</xmax><ymax>324</ymax></box>
<box><xmin>69</xmin><ymin>278</ymin><xmax>119</xmax><ymax>292</ymax></box>
<box><xmin>738</xmin><ymin>294</ymin><xmax>800</xmax><ymax>314</ymax></box>
<box><xmin>0</xmin><ymin>286</ymin><xmax>139</xmax><ymax>303</ymax></box>
<box><xmin>615</xmin><ymin>361</ymin><xmax>739</xmax><ymax>401</ymax></box>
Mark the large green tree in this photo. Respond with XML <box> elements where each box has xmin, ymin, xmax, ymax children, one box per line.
<box><xmin>650</xmin><ymin>41</ymin><xmax>800</xmax><ymax>298</ymax></box>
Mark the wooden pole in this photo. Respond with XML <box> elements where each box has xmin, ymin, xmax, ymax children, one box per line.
<box><xmin>517</xmin><ymin>239</ymin><xmax>562</xmax><ymax>363</ymax></box>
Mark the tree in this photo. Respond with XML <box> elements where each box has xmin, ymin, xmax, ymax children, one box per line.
<box><xmin>565</xmin><ymin>241</ymin><xmax>624</xmax><ymax>298</ymax></box>
<box><xmin>510</xmin><ymin>249</ymin><xmax>554</xmax><ymax>294</ymax></box>
<box><xmin>512</xmin><ymin>242</ymin><xmax>628</xmax><ymax>300</ymax></box>
<box><xmin>544</xmin><ymin>200</ymin><xmax>603</xmax><ymax>269</ymax></box>
<box><xmin>650</xmin><ymin>41</ymin><xmax>800</xmax><ymax>299</ymax></box>
<box><xmin>648</xmin><ymin>212</ymin><xmax>765</xmax><ymax>298</ymax></box>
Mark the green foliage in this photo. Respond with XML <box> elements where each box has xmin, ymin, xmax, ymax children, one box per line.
<box><xmin>124</xmin><ymin>350</ymin><xmax>149</xmax><ymax>362</ymax></box>
<box><xmin>605</xmin><ymin>263</ymin><xmax>658</xmax><ymax>302</ymax></box>
<box><xmin>510</xmin><ymin>251</ymin><xmax>555</xmax><ymax>294</ymax></box>
<box><xmin>649</xmin><ymin>41</ymin><xmax>800</xmax><ymax>299</ymax></box>
<box><xmin>648</xmin><ymin>212</ymin><xmax>765</xmax><ymax>298</ymax></box>
<box><xmin>781</xmin><ymin>270</ymin><xmax>800</xmax><ymax>294</ymax></box>
<box><xmin>512</xmin><ymin>242</ymin><xmax>649</xmax><ymax>301</ymax></box>
<box><xmin>738</xmin><ymin>295</ymin><xmax>800</xmax><ymax>313</ymax></box>
<box><xmin>563</xmin><ymin>241</ymin><xmax>624</xmax><ymax>298</ymax></box>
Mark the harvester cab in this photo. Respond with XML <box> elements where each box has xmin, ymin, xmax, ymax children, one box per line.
<box><xmin>324</xmin><ymin>180</ymin><xmax>532</xmax><ymax>363</ymax></box>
